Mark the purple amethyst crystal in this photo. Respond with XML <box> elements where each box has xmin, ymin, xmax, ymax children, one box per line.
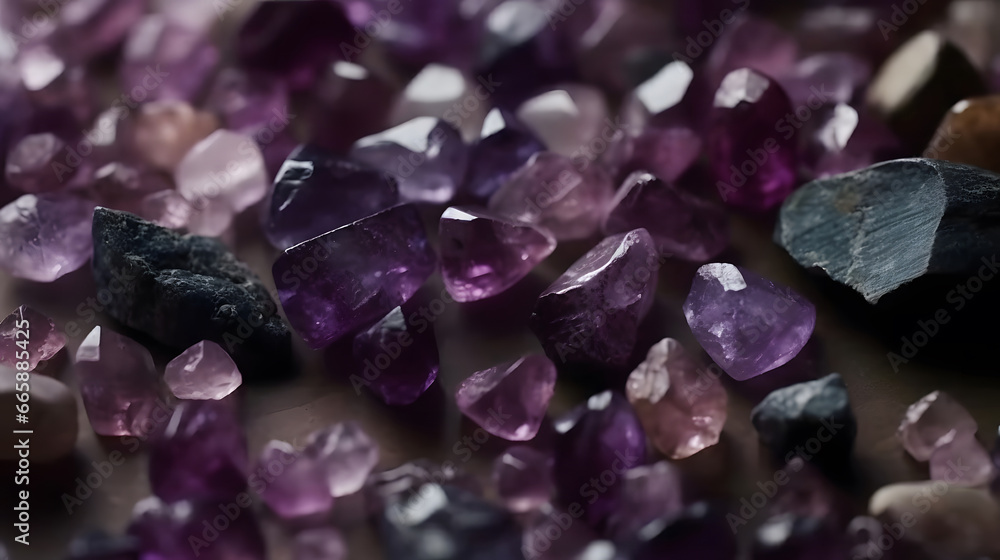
<box><xmin>312</xmin><ymin>61</ymin><xmax>396</xmax><ymax>153</ymax></box>
<box><xmin>120</xmin><ymin>15</ymin><xmax>219</xmax><ymax>103</ymax></box>
<box><xmin>493</xmin><ymin>446</ymin><xmax>553</xmax><ymax>512</ymax></box>
<box><xmin>274</xmin><ymin>204</ymin><xmax>436</xmax><ymax>349</ymax></box>
<box><xmin>530</xmin><ymin>229</ymin><xmax>659</xmax><ymax>368</ymax></box>
<box><xmin>455</xmin><ymin>355</ymin><xmax>557</xmax><ymax>441</ymax></box>
<box><xmin>464</xmin><ymin>108</ymin><xmax>545</xmax><ymax>200</ymax></box>
<box><xmin>128</xmin><ymin>496</ymin><xmax>266</xmax><ymax>560</ymax></box>
<box><xmin>0</xmin><ymin>305</ymin><xmax>66</xmax><ymax>371</ymax></box>
<box><xmin>0</xmin><ymin>193</ymin><xmax>95</xmax><ymax>282</ymax></box>
<box><xmin>255</xmin><ymin>440</ymin><xmax>333</xmax><ymax>519</ymax></box>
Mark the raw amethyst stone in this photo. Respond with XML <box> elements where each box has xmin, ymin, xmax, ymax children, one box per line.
<box><xmin>604</xmin><ymin>172</ymin><xmax>728</xmax><ymax>262</ymax></box>
<box><xmin>264</xmin><ymin>144</ymin><xmax>400</xmax><ymax>250</ymax></box>
<box><xmin>140</xmin><ymin>189</ymin><xmax>192</xmax><ymax>229</ymax></box>
<box><xmin>553</xmin><ymin>391</ymin><xmax>647</xmax><ymax>528</ymax></box>
<box><xmin>273</xmin><ymin>204</ymin><xmax>436</xmax><ymax>349</ymax></box>
<box><xmin>255</xmin><ymin>440</ymin><xmax>333</xmax><ymax>519</ymax></box>
<box><xmin>898</xmin><ymin>391</ymin><xmax>978</xmax><ymax>461</ymax></box>
<box><xmin>351</xmin><ymin>302</ymin><xmax>440</xmax><ymax>405</ymax></box>
<box><xmin>631</xmin><ymin>502</ymin><xmax>737</xmax><ymax>560</ymax></box>
<box><xmin>351</xmin><ymin>117</ymin><xmax>468</xmax><ymax>204</ymax></box>
<box><xmin>380</xmin><ymin>484</ymin><xmax>523</xmax><ymax>560</ymax></box>
<box><xmin>439</xmin><ymin>206</ymin><xmax>556</xmax><ymax>302</ymax></box>
<box><xmin>455</xmin><ymin>354</ymin><xmax>557</xmax><ymax>441</ymax></box>
<box><xmin>149</xmin><ymin>399</ymin><xmax>248</xmax><ymax>503</ymax></box>
<box><xmin>530</xmin><ymin>229</ymin><xmax>658</xmax><ymax>368</ymax></box>
<box><xmin>516</xmin><ymin>85</ymin><xmax>610</xmax><ymax>157</ymax></box>
<box><xmin>603</xmin><ymin>128</ymin><xmax>703</xmax><ymax>185</ymax></box>
<box><xmin>0</xmin><ymin>193</ymin><xmax>95</xmax><ymax>282</ymax></box>
<box><xmin>294</xmin><ymin>528</ymin><xmax>347</xmax><ymax>560</ymax></box>
<box><xmin>205</xmin><ymin>68</ymin><xmax>290</xmax><ymax>136</ymax></box>
<box><xmin>128</xmin><ymin>496</ymin><xmax>266</xmax><ymax>560</ymax></box>
<box><xmin>606</xmin><ymin>461</ymin><xmax>684</xmax><ymax>541</ymax></box>
<box><xmin>236</xmin><ymin>0</ymin><xmax>354</xmax><ymax>91</ymax></box>
<box><xmin>493</xmin><ymin>446</ymin><xmax>553</xmax><ymax>512</ymax></box>
<box><xmin>929</xmin><ymin>430</ymin><xmax>995</xmax><ymax>487</ymax></box>
<box><xmin>489</xmin><ymin>152</ymin><xmax>615</xmax><ymax>241</ymax></box>
<box><xmin>391</xmin><ymin>65</ymin><xmax>486</xmax><ymax>133</ymax></box>
<box><xmin>303</xmin><ymin>421</ymin><xmax>380</xmax><ymax>497</ymax></box>
<box><xmin>312</xmin><ymin>61</ymin><xmax>396</xmax><ymax>153</ymax></box>
<box><xmin>74</xmin><ymin>326</ymin><xmax>163</xmax><ymax>437</ymax></box>
<box><xmin>683</xmin><ymin>263</ymin><xmax>816</xmax><ymax>380</ymax></box>
<box><xmin>801</xmin><ymin>104</ymin><xmax>900</xmax><ymax>180</ymax></box>
<box><xmin>6</xmin><ymin>133</ymin><xmax>75</xmax><ymax>193</ymax></box>
<box><xmin>707</xmin><ymin>68</ymin><xmax>798</xmax><ymax>211</ymax></box>
<box><xmin>464</xmin><ymin>108</ymin><xmax>545</xmax><ymax>200</ymax></box>
<box><xmin>164</xmin><ymin>340</ymin><xmax>242</xmax><ymax>401</ymax></box>
<box><xmin>778</xmin><ymin>53</ymin><xmax>871</xmax><ymax>108</ymax></box>
<box><xmin>621</xmin><ymin>60</ymin><xmax>707</xmax><ymax>132</ymax></box>
<box><xmin>706</xmin><ymin>15</ymin><xmax>799</xmax><ymax>85</ymax></box>
<box><xmin>120</xmin><ymin>15</ymin><xmax>219</xmax><ymax>102</ymax></box>
<box><xmin>0</xmin><ymin>305</ymin><xmax>66</xmax><ymax>371</ymax></box>
<box><xmin>55</xmin><ymin>0</ymin><xmax>147</xmax><ymax>63</ymax></box>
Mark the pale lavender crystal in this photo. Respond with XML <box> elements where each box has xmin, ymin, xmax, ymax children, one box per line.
<box><xmin>128</xmin><ymin>496</ymin><xmax>265</xmax><ymax>560</ymax></box>
<box><xmin>456</xmin><ymin>354</ymin><xmax>557</xmax><ymax>441</ymax></box>
<box><xmin>621</xmin><ymin>60</ymin><xmax>707</xmax><ymax>132</ymax></box>
<box><xmin>351</xmin><ymin>117</ymin><xmax>468</xmax><ymax>204</ymax></box>
<box><xmin>294</xmin><ymin>528</ymin><xmax>347</xmax><ymax>560</ymax></box>
<box><xmin>898</xmin><ymin>391</ymin><xmax>979</xmax><ymax>461</ymax></box>
<box><xmin>312</xmin><ymin>61</ymin><xmax>396</xmax><ymax>153</ymax></box>
<box><xmin>603</xmin><ymin>128</ymin><xmax>702</xmax><ymax>184</ymax></box>
<box><xmin>606</xmin><ymin>461</ymin><xmax>684</xmax><ymax>540</ymax></box>
<box><xmin>929</xmin><ymin>430</ymin><xmax>995</xmax><ymax>487</ymax></box>
<box><xmin>708</xmin><ymin>68</ymin><xmax>798</xmax><ymax>210</ymax></box>
<box><xmin>531</xmin><ymin>229</ymin><xmax>658</xmax><ymax>368</ymax></box>
<box><xmin>492</xmin><ymin>446</ymin><xmax>553</xmax><ymax>512</ymax></box>
<box><xmin>174</xmin><ymin>129</ymin><xmax>269</xmax><ymax>236</ymax></box>
<box><xmin>164</xmin><ymin>340</ymin><xmax>242</xmax><ymax>401</ymax></box>
<box><xmin>489</xmin><ymin>152</ymin><xmax>614</xmax><ymax>241</ymax></box>
<box><xmin>604</xmin><ymin>172</ymin><xmax>728</xmax><ymax>262</ymax></box>
<box><xmin>351</xmin><ymin>302</ymin><xmax>440</xmax><ymax>405</ymax></box>
<box><xmin>626</xmin><ymin>339</ymin><xmax>727</xmax><ymax>459</ymax></box>
<box><xmin>683</xmin><ymin>263</ymin><xmax>816</xmax><ymax>381</ymax></box>
<box><xmin>303</xmin><ymin>421</ymin><xmax>380</xmax><ymax>497</ymax></box>
<box><xmin>0</xmin><ymin>194</ymin><xmax>95</xmax><ymax>282</ymax></box>
<box><xmin>74</xmin><ymin>326</ymin><xmax>163</xmax><ymax>437</ymax></box>
<box><xmin>149</xmin><ymin>399</ymin><xmax>248</xmax><ymax>503</ymax></box>
<box><xmin>55</xmin><ymin>0</ymin><xmax>147</xmax><ymax>63</ymax></box>
<box><xmin>706</xmin><ymin>15</ymin><xmax>799</xmax><ymax>85</ymax></box>
<box><xmin>140</xmin><ymin>189</ymin><xmax>192</xmax><ymax>229</ymax></box>
<box><xmin>6</xmin><ymin>133</ymin><xmax>76</xmax><ymax>193</ymax></box>
<box><xmin>801</xmin><ymin>104</ymin><xmax>900</xmax><ymax>180</ymax></box>
<box><xmin>391</xmin><ymin>64</ymin><xmax>486</xmax><ymax>136</ymax></box>
<box><xmin>439</xmin><ymin>206</ymin><xmax>556</xmax><ymax>302</ymax></box>
<box><xmin>516</xmin><ymin>84</ymin><xmax>609</xmax><ymax>157</ymax></box>
<box><xmin>120</xmin><ymin>15</ymin><xmax>219</xmax><ymax>102</ymax></box>
<box><xmin>256</xmin><ymin>440</ymin><xmax>333</xmax><ymax>519</ymax></box>
<box><xmin>205</xmin><ymin>68</ymin><xmax>290</xmax><ymax>136</ymax></box>
<box><xmin>0</xmin><ymin>305</ymin><xmax>66</xmax><ymax>371</ymax></box>
<box><xmin>464</xmin><ymin>107</ymin><xmax>545</xmax><ymax>200</ymax></box>
<box><xmin>777</xmin><ymin>52</ymin><xmax>871</xmax><ymax>108</ymax></box>
<box><xmin>264</xmin><ymin>144</ymin><xmax>399</xmax><ymax>250</ymax></box>
<box><xmin>273</xmin><ymin>204</ymin><xmax>436</xmax><ymax>348</ymax></box>
<box><xmin>16</xmin><ymin>43</ymin><xmax>96</xmax><ymax>125</ymax></box>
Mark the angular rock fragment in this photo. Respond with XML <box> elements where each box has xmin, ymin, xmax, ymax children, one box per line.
<box><xmin>91</xmin><ymin>208</ymin><xmax>292</xmax><ymax>379</ymax></box>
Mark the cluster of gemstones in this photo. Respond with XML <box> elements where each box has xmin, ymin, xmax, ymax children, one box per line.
<box><xmin>3</xmin><ymin>0</ymin><xmax>1000</xmax><ymax>559</ymax></box>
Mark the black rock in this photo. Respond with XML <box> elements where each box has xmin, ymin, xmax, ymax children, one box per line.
<box><xmin>380</xmin><ymin>484</ymin><xmax>522</xmax><ymax>560</ymax></box>
<box><xmin>750</xmin><ymin>374</ymin><xmax>857</xmax><ymax>468</ymax></box>
<box><xmin>775</xmin><ymin>158</ymin><xmax>1000</xmax><ymax>303</ymax></box>
<box><xmin>91</xmin><ymin>208</ymin><xmax>293</xmax><ymax>380</ymax></box>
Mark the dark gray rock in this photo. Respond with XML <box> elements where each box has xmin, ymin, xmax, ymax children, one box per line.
<box><xmin>775</xmin><ymin>158</ymin><xmax>1000</xmax><ymax>303</ymax></box>
<box><xmin>91</xmin><ymin>208</ymin><xmax>292</xmax><ymax>380</ymax></box>
<box><xmin>380</xmin><ymin>484</ymin><xmax>522</xmax><ymax>560</ymax></box>
<box><xmin>750</xmin><ymin>373</ymin><xmax>857</xmax><ymax>467</ymax></box>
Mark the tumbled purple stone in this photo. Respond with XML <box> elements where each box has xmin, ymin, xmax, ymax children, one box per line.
<box><xmin>74</xmin><ymin>326</ymin><xmax>163</xmax><ymax>437</ymax></box>
<box><xmin>351</xmin><ymin>117</ymin><xmax>468</xmax><ymax>204</ymax></box>
<box><xmin>493</xmin><ymin>446</ymin><xmax>553</xmax><ymax>512</ymax></box>
<box><xmin>439</xmin><ymin>206</ymin><xmax>556</xmax><ymax>302</ymax></box>
<box><xmin>631</xmin><ymin>502</ymin><xmax>737</xmax><ymax>560</ymax></box>
<box><xmin>456</xmin><ymin>355</ymin><xmax>557</xmax><ymax>441</ymax></box>
<box><xmin>606</xmin><ymin>461</ymin><xmax>684</xmax><ymax>540</ymax></box>
<box><xmin>707</xmin><ymin>68</ymin><xmax>798</xmax><ymax>210</ymax></box>
<box><xmin>929</xmin><ymin>430</ymin><xmax>995</xmax><ymax>487</ymax></box>
<box><xmin>489</xmin><ymin>152</ymin><xmax>614</xmax><ymax>241</ymax></box>
<box><xmin>274</xmin><ymin>204</ymin><xmax>436</xmax><ymax>348</ymax></box>
<box><xmin>706</xmin><ymin>15</ymin><xmax>799</xmax><ymax>86</ymax></box>
<box><xmin>55</xmin><ymin>0</ymin><xmax>147</xmax><ymax>63</ymax></box>
<box><xmin>0</xmin><ymin>193</ymin><xmax>95</xmax><ymax>282</ymax></box>
<box><xmin>604</xmin><ymin>172</ymin><xmax>728</xmax><ymax>262</ymax></box>
<box><xmin>0</xmin><ymin>305</ymin><xmax>66</xmax><ymax>371</ymax></box>
<box><xmin>149</xmin><ymin>399</ymin><xmax>248</xmax><ymax>503</ymax></box>
<box><xmin>898</xmin><ymin>391</ymin><xmax>979</xmax><ymax>461</ymax></box>
<box><xmin>531</xmin><ymin>229</ymin><xmax>658</xmax><ymax>368</ymax></box>
<box><xmin>464</xmin><ymin>108</ymin><xmax>545</xmax><ymax>200</ymax></box>
<box><xmin>312</xmin><ymin>61</ymin><xmax>396</xmax><ymax>153</ymax></box>
<box><xmin>304</xmin><ymin>421</ymin><xmax>380</xmax><ymax>497</ymax></box>
<box><xmin>553</xmin><ymin>391</ymin><xmax>647</xmax><ymax>528</ymax></box>
<box><xmin>255</xmin><ymin>440</ymin><xmax>333</xmax><ymax>519</ymax></box>
<box><xmin>351</xmin><ymin>302</ymin><xmax>440</xmax><ymax>405</ymax></box>
<box><xmin>164</xmin><ymin>340</ymin><xmax>242</xmax><ymax>401</ymax></box>
<box><xmin>128</xmin><ymin>496</ymin><xmax>265</xmax><ymax>560</ymax></box>
<box><xmin>120</xmin><ymin>15</ymin><xmax>219</xmax><ymax>102</ymax></box>
<box><xmin>6</xmin><ymin>133</ymin><xmax>75</xmax><ymax>193</ymax></box>
<box><xmin>683</xmin><ymin>263</ymin><xmax>815</xmax><ymax>381</ymax></box>
<box><xmin>237</xmin><ymin>0</ymin><xmax>353</xmax><ymax>91</ymax></box>
<box><xmin>264</xmin><ymin>144</ymin><xmax>399</xmax><ymax>250</ymax></box>
<box><xmin>516</xmin><ymin>84</ymin><xmax>609</xmax><ymax>157</ymax></box>
<box><xmin>294</xmin><ymin>527</ymin><xmax>347</xmax><ymax>560</ymax></box>
<box><xmin>621</xmin><ymin>60</ymin><xmax>708</xmax><ymax>132</ymax></box>
<box><xmin>205</xmin><ymin>68</ymin><xmax>290</xmax><ymax>136</ymax></box>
